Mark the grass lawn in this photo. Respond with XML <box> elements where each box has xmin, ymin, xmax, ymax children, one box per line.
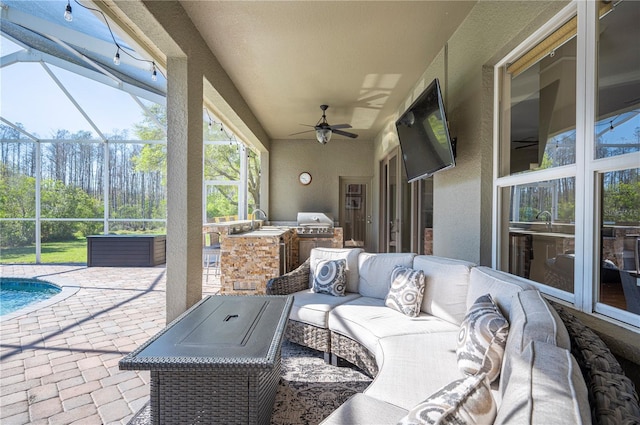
<box><xmin>0</xmin><ymin>229</ymin><xmax>167</xmax><ymax>264</ymax></box>
<box><xmin>0</xmin><ymin>238</ymin><xmax>88</xmax><ymax>264</ymax></box>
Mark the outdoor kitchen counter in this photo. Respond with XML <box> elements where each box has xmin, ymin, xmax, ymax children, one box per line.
<box><xmin>220</xmin><ymin>228</ymin><xmax>295</xmax><ymax>295</ymax></box>
<box><xmin>226</xmin><ymin>226</ymin><xmax>291</xmax><ymax>238</ymax></box>
<box><xmin>203</xmin><ymin>220</ymin><xmax>256</xmax><ymax>236</ymax></box>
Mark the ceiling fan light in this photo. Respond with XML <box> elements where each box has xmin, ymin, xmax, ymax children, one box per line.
<box><xmin>316</xmin><ymin>128</ymin><xmax>332</xmax><ymax>144</ymax></box>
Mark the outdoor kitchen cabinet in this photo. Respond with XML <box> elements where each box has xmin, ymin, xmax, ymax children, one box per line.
<box><xmin>298</xmin><ymin>239</ymin><xmax>334</xmax><ymax>263</ymax></box>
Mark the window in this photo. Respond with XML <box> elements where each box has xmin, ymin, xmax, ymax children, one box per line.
<box><xmin>506</xmin><ymin>32</ymin><xmax>576</xmax><ymax>174</ymax></box>
<box><xmin>505</xmin><ymin>178</ymin><xmax>575</xmax><ymax>294</ymax></box>
<box><xmin>595</xmin><ymin>1</ymin><xmax>640</xmax><ymax>159</ymax></box>
<box><xmin>496</xmin><ymin>1</ymin><xmax>640</xmax><ymax>327</ymax></box>
<box><xmin>598</xmin><ymin>169</ymin><xmax>640</xmax><ymax>314</ymax></box>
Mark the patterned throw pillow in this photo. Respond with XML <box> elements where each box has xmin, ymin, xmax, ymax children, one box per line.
<box><xmin>385</xmin><ymin>266</ymin><xmax>426</xmax><ymax>317</ymax></box>
<box><xmin>397</xmin><ymin>374</ymin><xmax>496</xmax><ymax>425</ymax></box>
<box><xmin>312</xmin><ymin>259</ymin><xmax>347</xmax><ymax>296</ymax></box>
<box><xmin>456</xmin><ymin>294</ymin><xmax>509</xmax><ymax>383</ymax></box>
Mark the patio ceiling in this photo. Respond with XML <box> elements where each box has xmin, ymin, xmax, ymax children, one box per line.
<box><xmin>179</xmin><ymin>1</ymin><xmax>477</xmax><ymax>141</ymax></box>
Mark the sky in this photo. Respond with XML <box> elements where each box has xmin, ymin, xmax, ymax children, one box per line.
<box><xmin>1</xmin><ymin>34</ymin><xmax>155</xmax><ymax>140</ymax></box>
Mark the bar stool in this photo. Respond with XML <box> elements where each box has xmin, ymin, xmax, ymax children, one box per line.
<box><xmin>203</xmin><ymin>230</ymin><xmax>221</xmax><ymax>282</ymax></box>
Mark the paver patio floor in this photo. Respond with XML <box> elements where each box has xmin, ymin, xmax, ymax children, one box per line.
<box><xmin>0</xmin><ymin>264</ymin><xmax>220</xmax><ymax>424</ymax></box>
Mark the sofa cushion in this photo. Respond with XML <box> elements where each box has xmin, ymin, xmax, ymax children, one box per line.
<box><xmin>312</xmin><ymin>259</ymin><xmax>347</xmax><ymax>296</ymax></box>
<box><xmin>310</xmin><ymin>247</ymin><xmax>364</xmax><ymax>293</ymax></box>
<box><xmin>500</xmin><ymin>290</ymin><xmax>571</xmax><ymax>394</ymax></box>
<box><xmin>366</xmin><ymin>332</ymin><xmax>463</xmax><ymax>411</ymax></box>
<box><xmin>413</xmin><ymin>255</ymin><xmax>475</xmax><ymax>326</ymax></box>
<box><xmin>507</xmin><ymin>290</ymin><xmax>570</xmax><ymax>351</ymax></box>
<box><xmin>329</xmin><ymin>297</ymin><xmax>459</xmax><ymax>354</ymax></box>
<box><xmin>385</xmin><ymin>266</ymin><xmax>426</xmax><ymax>317</ymax></box>
<box><xmin>495</xmin><ymin>341</ymin><xmax>590</xmax><ymax>425</ymax></box>
<box><xmin>467</xmin><ymin>267</ymin><xmax>535</xmax><ymax>321</ymax></box>
<box><xmin>397</xmin><ymin>374</ymin><xmax>496</xmax><ymax>425</ymax></box>
<box><xmin>358</xmin><ymin>252</ymin><xmax>416</xmax><ymax>299</ymax></box>
<box><xmin>319</xmin><ymin>393</ymin><xmax>408</xmax><ymax>425</ymax></box>
<box><xmin>289</xmin><ymin>289</ymin><xmax>361</xmax><ymax>328</ymax></box>
<box><xmin>457</xmin><ymin>294</ymin><xmax>509</xmax><ymax>383</ymax></box>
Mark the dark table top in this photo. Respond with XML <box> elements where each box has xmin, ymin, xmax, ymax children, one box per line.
<box><xmin>119</xmin><ymin>295</ymin><xmax>293</xmax><ymax>371</ymax></box>
<box><xmin>87</xmin><ymin>234</ymin><xmax>165</xmax><ymax>238</ymax></box>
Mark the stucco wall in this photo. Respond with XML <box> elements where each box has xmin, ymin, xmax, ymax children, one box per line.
<box><xmin>269</xmin><ymin>138</ymin><xmax>374</xmax><ymax>222</ymax></box>
<box><xmin>372</xmin><ymin>0</ymin><xmax>569</xmax><ymax>264</ymax></box>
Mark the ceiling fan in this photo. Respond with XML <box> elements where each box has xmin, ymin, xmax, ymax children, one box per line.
<box><xmin>291</xmin><ymin>105</ymin><xmax>358</xmax><ymax>144</ymax></box>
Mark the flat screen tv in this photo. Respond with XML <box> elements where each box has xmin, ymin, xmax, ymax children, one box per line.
<box><xmin>395</xmin><ymin>78</ymin><xmax>456</xmax><ymax>183</ymax></box>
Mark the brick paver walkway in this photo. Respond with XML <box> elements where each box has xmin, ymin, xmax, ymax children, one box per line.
<box><xmin>0</xmin><ymin>265</ymin><xmax>220</xmax><ymax>424</ymax></box>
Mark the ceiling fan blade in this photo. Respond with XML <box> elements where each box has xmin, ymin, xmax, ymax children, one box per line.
<box><xmin>515</xmin><ymin>143</ymin><xmax>537</xmax><ymax>150</ymax></box>
<box><xmin>328</xmin><ymin>123</ymin><xmax>352</xmax><ymax>130</ymax></box>
<box><xmin>289</xmin><ymin>129</ymin><xmax>315</xmax><ymax>136</ymax></box>
<box><xmin>332</xmin><ymin>129</ymin><xmax>358</xmax><ymax>139</ymax></box>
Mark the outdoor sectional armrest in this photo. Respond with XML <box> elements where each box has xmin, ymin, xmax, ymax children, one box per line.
<box><xmin>267</xmin><ymin>258</ymin><xmax>311</xmax><ymax>295</ymax></box>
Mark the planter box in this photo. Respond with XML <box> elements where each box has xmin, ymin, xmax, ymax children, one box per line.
<box><xmin>87</xmin><ymin>235</ymin><xmax>166</xmax><ymax>267</ymax></box>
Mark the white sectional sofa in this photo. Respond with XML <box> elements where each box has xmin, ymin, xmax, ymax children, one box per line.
<box><xmin>266</xmin><ymin>248</ymin><xmax>640</xmax><ymax>424</ymax></box>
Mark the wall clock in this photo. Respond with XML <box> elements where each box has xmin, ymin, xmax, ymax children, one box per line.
<box><xmin>299</xmin><ymin>172</ymin><xmax>312</xmax><ymax>185</ymax></box>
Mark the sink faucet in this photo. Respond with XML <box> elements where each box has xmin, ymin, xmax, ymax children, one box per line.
<box><xmin>251</xmin><ymin>208</ymin><xmax>267</xmax><ymax>229</ymax></box>
<box><xmin>535</xmin><ymin>210</ymin><xmax>552</xmax><ymax>231</ymax></box>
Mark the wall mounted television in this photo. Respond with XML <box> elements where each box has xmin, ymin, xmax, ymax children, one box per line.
<box><xmin>395</xmin><ymin>78</ymin><xmax>456</xmax><ymax>183</ymax></box>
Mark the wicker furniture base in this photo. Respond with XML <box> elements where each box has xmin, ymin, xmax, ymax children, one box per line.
<box><xmin>150</xmin><ymin>361</ymin><xmax>281</xmax><ymax>425</ymax></box>
<box><xmin>330</xmin><ymin>331</ymin><xmax>378</xmax><ymax>377</ymax></box>
<box><xmin>120</xmin><ymin>295</ymin><xmax>293</xmax><ymax>425</ymax></box>
<box><xmin>552</xmin><ymin>303</ymin><xmax>640</xmax><ymax>425</ymax></box>
<box><xmin>286</xmin><ymin>319</ymin><xmax>331</xmax><ymax>354</ymax></box>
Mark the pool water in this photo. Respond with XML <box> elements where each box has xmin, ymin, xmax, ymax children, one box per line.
<box><xmin>0</xmin><ymin>278</ymin><xmax>61</xmax><ymax>316</ymax></box>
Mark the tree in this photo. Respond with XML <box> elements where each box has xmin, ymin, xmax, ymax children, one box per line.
<box><xmin>603</xmin><ymin>177</ymin><xmax>640</xmax><ymax>224</ymax></box>
<box><xmin>133</xmin><ymin>105</ymin><xmax>261</xmax><ymax>220</ymax></box>
<box><xmin>0</xmin><ymin>166</ymin><xmax>36</xmax><ymax>246</ymax></box>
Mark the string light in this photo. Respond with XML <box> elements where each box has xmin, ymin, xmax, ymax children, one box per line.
<box><xmin>64</xmin><ymin>1</ymin><xmax>73</xmax><ymax>22</ymax></box>
<box><xmin>609</xmin><ymin>121</ymin><xmax>614</xmax><ymax>131</ymax></box>
<box><xmin>63</xmin><ymin>0</ymin><xmax>164</xmax><ymax>82</ymax></box>
<box><xmin>204</xmin><ymin>108</ymin><xmax>241</xmax><ymax>144</ymax></box>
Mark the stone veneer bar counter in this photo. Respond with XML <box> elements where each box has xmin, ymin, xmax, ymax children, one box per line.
<box><xmin>220</xmin><ymin>227</ymin><xmax>343</xmax><ymax>295</ymax></box>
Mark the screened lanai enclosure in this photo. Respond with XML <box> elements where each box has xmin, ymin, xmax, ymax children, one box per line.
<box><xmin>0</xmin><ymin>0</ymin><xmax>259</xmax><ymax>264</ymax></box>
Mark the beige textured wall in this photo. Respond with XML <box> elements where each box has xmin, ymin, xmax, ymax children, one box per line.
<box><xmin>372</xmin><ymin>0</ymin><xmax>569</xmax><ymax>264</ymax></box>
<box><xmin>269</xmin><ymin>138</ymin><xmax>374</xmax><ymax>222</ymax></box>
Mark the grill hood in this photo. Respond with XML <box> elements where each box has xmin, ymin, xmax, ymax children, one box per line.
<box><xmin>296</xmin><ymin>212</ymin><xmax>334</xmax><ymax>227</ymax></box>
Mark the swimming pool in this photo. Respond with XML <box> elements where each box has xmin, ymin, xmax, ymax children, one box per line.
<box><xmin>0</xmin><ymin>277</ymin><xmax>62</xmax><ymax>316</ymax></box>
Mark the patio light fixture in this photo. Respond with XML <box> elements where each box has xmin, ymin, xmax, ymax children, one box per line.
<box><xmin>113</xmin><ymin>48</ymin><xmax>121</xmax><ymax>65</ymax></box>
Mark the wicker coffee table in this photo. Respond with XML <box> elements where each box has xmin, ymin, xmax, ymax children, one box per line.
<box><xmin>119</xmin><ymin>295</ymin><xmax>293</xmax><ymax>425</ymax></box>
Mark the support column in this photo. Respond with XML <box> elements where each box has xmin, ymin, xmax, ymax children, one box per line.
<box><xmin>166</xmin><ymin>57</ymin><xmax>203</xmax><ymax>324</ymax></box>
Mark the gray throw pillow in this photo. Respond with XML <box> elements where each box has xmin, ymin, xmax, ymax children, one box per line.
<box><xmin>312</xmin><ymin>259</ymin><xmax>347</xmax><ymax>296</ymax></box>
<box><xmin>456</xmin><ymin>294</ymin><xmax>509</xmax><ymax>383</ymax></box>
<box><xmin>385</xmin><ymin>265</ymin><xmax>426</xmax><ymax>317</ymax></box>
<box><xmin>397</xmin><ymin>374</ymin><xmax>496</xmax><ymax>425</ymax></box>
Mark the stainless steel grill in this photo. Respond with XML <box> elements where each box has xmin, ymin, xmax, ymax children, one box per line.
<box><xmin>296</xmin><ymin>212</ymin><xmax>334</xmax><ymax>238</ymax></box>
